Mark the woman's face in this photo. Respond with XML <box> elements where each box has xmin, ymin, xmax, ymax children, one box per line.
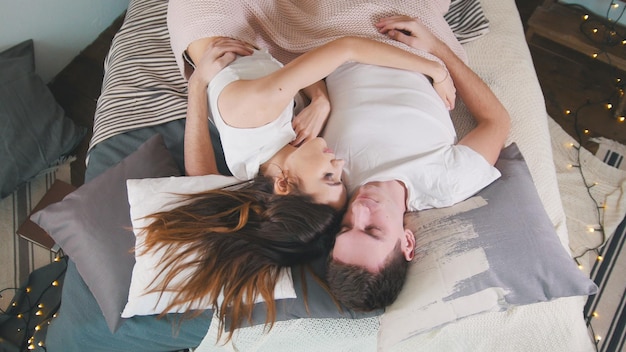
<box><xmin>285</xmin><ymin>137</ymin><xmax>347</xmax><ymax>210</ymax></box>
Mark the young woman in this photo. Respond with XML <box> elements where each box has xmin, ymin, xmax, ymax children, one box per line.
<box><xmin>140</xmin><ymin>28</ymin><xmax>456</xmax><ymax>341</ymax></box>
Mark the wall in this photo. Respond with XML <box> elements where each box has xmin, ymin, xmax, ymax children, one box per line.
<box><xmin>0</xmin><ymin>0</ymin><xmax>129</xmax><ymax>83</ymax></box>
<box><xmin>561</xmin><ymin>0</ymin><xmax>626</xmax><ymax>25</ymax></box>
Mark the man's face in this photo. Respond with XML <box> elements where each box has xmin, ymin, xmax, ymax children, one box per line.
<box><xmin>331</xmin><ymin>181</ymin><xmax>414</xmax><ymax>272</ymax></box>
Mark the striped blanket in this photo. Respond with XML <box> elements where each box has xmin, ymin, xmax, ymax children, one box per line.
<box><xmin>89</xmin><ymin>0</ymin><xmax>488</xmax><ymax>154</ymax></box>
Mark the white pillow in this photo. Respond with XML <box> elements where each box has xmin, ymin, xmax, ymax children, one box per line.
<box><xmin>122</xmin><ymin>174</ymin><xmax>298</xmax><ymax>318</ymax></box>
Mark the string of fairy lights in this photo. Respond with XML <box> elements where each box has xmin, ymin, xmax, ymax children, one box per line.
<box><xmin>558</xmin><ymin>1</ymin><xmax>626</xmax><ymax>350</ymax></box>
<box><xmin>0</xmin><ymin>254</ymin><xmax>66</xmax><ymax>351</ymax></box>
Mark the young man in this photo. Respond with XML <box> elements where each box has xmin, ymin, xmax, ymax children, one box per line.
<box><xmin>324</xmin><ymin>16</ymin><xmax>511</xmax><ymax>311</ymax></box>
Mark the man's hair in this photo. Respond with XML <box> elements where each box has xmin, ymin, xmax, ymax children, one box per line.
<box><xmin>326</xmin><ymin>240</ymin><xmax>409</xmax><ymax>311</ymax></box>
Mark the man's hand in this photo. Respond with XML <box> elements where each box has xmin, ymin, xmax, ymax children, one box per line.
<box><xmin>189</xmin><ymin>37</ymin><xmax>253</xmax><ymax>87</ymax></box>
<box><xmin>375</xmin><ymin>16</ymin><xmax>443</xmax><ymax>55</ymax></box>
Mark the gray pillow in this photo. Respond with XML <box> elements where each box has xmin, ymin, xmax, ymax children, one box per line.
<box><xmin>0</xmin><ymin>40</ymin><xmax>86</xmax><ymax>198</ymax></box>
<box><xmin>31</xmin><ymin>134</ymin><xmax>182</xmax><ymax>332</ymax></box>
<box><xmin>0</xmin><ymin>39</ymin><xmax>35</xmax><ymax>72</ymax></box>
<box><xmin>378</xmin><ymin>143</ymin><xmax>598</xmax><ymax>348</ymax></box>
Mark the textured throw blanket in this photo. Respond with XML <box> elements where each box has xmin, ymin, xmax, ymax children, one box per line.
<box><xmin>167</xmin><ymin>0</ymin><xmax>467</xmax><ymax>79</ymax></box>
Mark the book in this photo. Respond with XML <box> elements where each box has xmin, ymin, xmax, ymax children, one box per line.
<box><xmin>17</xmin><ymin>180</ymin><xmax>76</xmax><ymax>251</ymax></box>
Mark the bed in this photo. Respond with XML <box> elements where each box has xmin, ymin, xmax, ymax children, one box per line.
<box><xmin>34</xmin><ymin>0</ymin><xmax>598</xmax><ymax>351</ymax></box>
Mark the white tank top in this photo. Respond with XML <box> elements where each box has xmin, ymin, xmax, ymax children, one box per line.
<box><xmin>207</xmin><ymin>49</ymin><xmax>296</xmax><ymax>180</ymax></box>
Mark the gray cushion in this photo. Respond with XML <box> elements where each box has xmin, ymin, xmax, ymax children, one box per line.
<box><xmin>0</xmin><ymin>39</ymin><xmax>35</xmax><ymax>72</ymax></box>
<box><xmin>31</xmin><ymin>134</ymin><xmax>182</xmax><ymax>332</ymax></box>
<box><xmin>0</xmin><ymin>40</ymin><xmax>86</xmax><ymax>198</ymax></box>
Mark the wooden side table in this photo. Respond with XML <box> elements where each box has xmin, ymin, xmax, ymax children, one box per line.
<box><xmin>526</xmin><ymin>0</ymin><xmax>626</xmax><ymax>116</ymax></box>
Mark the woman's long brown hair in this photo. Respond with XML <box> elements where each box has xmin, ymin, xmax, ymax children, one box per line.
<box><xmin>138</xmin><ymin>176</ymin><xmax>339</xmax><ymax>341</ymax></box>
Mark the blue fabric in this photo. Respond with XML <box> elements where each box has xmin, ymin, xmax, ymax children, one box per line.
<box><xmin>45</xmin><ymin>261</ymin><xmax>210</xmax><ymax>352</ymax></box>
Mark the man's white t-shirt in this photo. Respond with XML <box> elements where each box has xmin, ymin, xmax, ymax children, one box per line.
<box><xmin>323</xmin><ymin>63</ymin><xmax>501</xmax><ymax>211</ymax></box>
<box><xmin>208</xmin><ymin>49</ymin><xmax>296</xmax><ymax>180</ymax></box>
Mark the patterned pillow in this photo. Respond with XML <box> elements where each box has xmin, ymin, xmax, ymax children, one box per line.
<box><xmin>378</xmin><ymin>143</ymin><xmax>597</xmax><ymax>349</ymax></box>
<box><xmin>445</xmin><ymin>0</ymin><xmax>490</xmax><ymax>43</ymax></box>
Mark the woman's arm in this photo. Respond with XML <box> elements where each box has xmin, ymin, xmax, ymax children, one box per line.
<box><xmin>219</xmin><ymin>36</ymin><xmax>456</xmax><ymax>127</ymax></box>
<box><xmin>377</xmin><ymin>16</ymin><xmax>510</xmax><ymax>165</ymax></box>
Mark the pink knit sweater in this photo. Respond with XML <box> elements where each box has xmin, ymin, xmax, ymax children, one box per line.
<box><xmin>166</xmin><ymin>0</ymin><xmax>466</xmax><ymax>79</ymax></box>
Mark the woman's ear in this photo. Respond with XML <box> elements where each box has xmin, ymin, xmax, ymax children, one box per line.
<box><xmin>402</xmin><ymin>228</ymin><xmax>416</xmax><ymax>261</ymax></box>
<box><xmin>273</xmin><ymin>176</ymin><xmax>292</xmax><ymax>195</ymax></box>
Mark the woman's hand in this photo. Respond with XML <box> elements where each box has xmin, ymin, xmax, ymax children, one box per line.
<box><xmin>291</xmin><ymin>96</ymin><xmax>331</xmax><ymax>146</ymax></box>
<box><xmin>189</xmin><ymin>37</ymin><xmax>254</xmax><ymax>87</ymax></box>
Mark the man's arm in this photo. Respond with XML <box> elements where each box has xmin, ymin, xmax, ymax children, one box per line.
<box><xmin>184</xmin><ymin>38</ymin><xmax>253</xmax><ymax>175</ymax></box>
<box><xmin>377</xmin><ymin>16</ymin><xmax>511</xmax><ymax>165</ymax></box>
<box><xmin>432</xmin><ymin>43</ymin><xmax>510</xmax><ymax>164</ymax></box>
<box><xmin>184</xmin><ymin>77</ymin><xmax>219</xmax><ymax>176</ymax></box>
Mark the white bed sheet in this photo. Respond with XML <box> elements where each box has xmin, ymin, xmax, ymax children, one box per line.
<box><xmin>194</xmin><ymin>0</ymin><xmax>594</xmax><ymax>350</ymax></box>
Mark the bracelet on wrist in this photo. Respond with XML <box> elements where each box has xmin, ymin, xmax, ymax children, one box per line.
<box><xmin>433</xmin><ymin>68</ymin><xmax>449</xmax><ymax>84</ymax></box>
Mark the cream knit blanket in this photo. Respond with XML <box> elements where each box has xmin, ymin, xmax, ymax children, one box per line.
<box><xmin>167</xmin><ymin>0</ymin><xmax>467</xmax><ymax>79</ymax></box>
